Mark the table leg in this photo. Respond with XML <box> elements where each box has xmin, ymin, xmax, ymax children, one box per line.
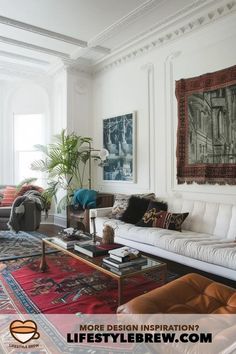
<box><xmin>162</xmin><ymin>266</ymin><xmax>168</xmax><ymax>284</ymax></box>
<box><xmin>40</xmin><ymin>240</ymin><xmax>48</xmax><ymax>272</ymax></box>
<box><xmin>118</xmin><ymin>278</ymin><xmax>124</xmax><ymax>306</ymax></box>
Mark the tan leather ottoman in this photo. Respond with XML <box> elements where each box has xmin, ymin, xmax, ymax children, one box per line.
<box><xmin>117</xmin><ymin>273</ymin><xmax>236</xmax><ymax>314</ymax></box>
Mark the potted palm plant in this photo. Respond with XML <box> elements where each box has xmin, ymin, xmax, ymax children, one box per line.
<box><xmin>31</xmin><ymin>129</ymin><xmax>97</xmax><ymax>212</ymax></box>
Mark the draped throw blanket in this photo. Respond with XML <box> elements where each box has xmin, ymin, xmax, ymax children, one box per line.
<box><xmin>8</xmin><ymin>191</ymin><xmax>45</xmax><ymax>232</ymax></box>
<box><xmin>72</xmin><ymin>189</ymin><xmax>97</xmax><ymax>209</ymax></box>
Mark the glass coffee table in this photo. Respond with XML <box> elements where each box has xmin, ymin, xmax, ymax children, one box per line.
<box><xmin>40</xmin><ymin>238</ymin><xmax>167</xmax><ymax>306</ymax></box>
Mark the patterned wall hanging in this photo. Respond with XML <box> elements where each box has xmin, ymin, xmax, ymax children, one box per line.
<box><xmin>176</xmin><ymin>64</ymin><xmax>236</xmax><ymax>184</ymax></box>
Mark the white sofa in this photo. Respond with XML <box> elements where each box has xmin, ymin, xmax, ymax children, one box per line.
<box><xmin>92</xmin><ymin>198</ymin><xmax>236</xmax><ymax>281</ymax></box>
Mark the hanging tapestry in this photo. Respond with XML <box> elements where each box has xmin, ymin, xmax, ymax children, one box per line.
<box><xmin>176</xmin><ymin>64</ymin><xmax>236</xmax><ymax>184</ymax></box>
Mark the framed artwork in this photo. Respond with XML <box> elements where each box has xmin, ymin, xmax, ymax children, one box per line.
<box><xmin>103</xmin><ymin>112</ymin><xmax>136</xmax><ymax>182</ymax></box>
<box><xmin>176</xmin><ymin>64</ymin><xmax>236</xmax><ymax>185</ymax></box>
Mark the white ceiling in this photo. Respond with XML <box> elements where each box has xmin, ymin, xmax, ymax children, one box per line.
<box><xmin>0</xmin><ymin>0</ymin><xmax>231</xmax><ymax>75</ymax></box>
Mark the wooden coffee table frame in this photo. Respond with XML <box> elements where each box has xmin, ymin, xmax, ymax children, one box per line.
<box><xmin>40</xmin><ymin>238</ymin><xmax>167</xmax><ymax>306</ymax></box>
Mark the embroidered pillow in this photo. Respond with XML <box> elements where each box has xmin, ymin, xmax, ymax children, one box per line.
<box><xmin>136</xmin><ymin>200</ymin><xmax>168</xmax><ymax>227</ymax></box>
<box><xmin>1</xmin><ymin>186</ymin><xmax>17</xmax><ymax>206</ymax></box>
<box><xmin>137</xmin><ymin>204</ymin><xmax>188</xmax><ymax>231</ymax></box>
<box><xmin>152</xmin><ymin>211</ymin><xmax>188</xmax><ymax>231</ymax></box>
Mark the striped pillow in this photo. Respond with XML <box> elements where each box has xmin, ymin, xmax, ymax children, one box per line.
<box><xmin>1</xmin><ymin>186</ymin><xmax>17</xmax><ymax>206</ymax></box>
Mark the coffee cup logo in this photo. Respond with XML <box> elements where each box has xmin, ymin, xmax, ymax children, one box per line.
<box><xmin>10</xmin><ymin>320</ymin><xmax>40</xmax><ymax>344</ymax></box>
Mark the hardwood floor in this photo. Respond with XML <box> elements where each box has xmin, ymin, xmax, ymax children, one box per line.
<box><xmin>39</xmin><ymin>223</ymin><xmax>235</xmax><ymax>288</ymax></box>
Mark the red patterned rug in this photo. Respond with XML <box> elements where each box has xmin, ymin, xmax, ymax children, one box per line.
<box><xmin>0</xmin><ymin>255</ymin><xmax>178</xmax><ymax>353</ymax></box>
<box><xmin>1</xmin><ymin>253</ymin><xmax>176</xmax><ymax>315</ymax></box>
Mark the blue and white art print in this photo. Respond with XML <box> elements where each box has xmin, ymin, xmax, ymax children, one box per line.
<box><xmin>103</xmin><ymin>112</ymin><xmax>136</xmax><ymax>182</ymax></box>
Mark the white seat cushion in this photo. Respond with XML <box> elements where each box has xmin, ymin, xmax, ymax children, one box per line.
<box><xmin>96</xmin><ymin>216</ymin><xmax>236</xmax><ymax>270</ymax></box>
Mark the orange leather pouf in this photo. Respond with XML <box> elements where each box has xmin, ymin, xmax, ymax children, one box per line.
<box><xmin>117</xmin><ymin>273</ymin><xmax>236</xmax><ymax>314</ymax></box>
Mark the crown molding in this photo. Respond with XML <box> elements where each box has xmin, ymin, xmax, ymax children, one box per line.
<box><xmin>88</xmin><ymin>0</ymin><xmax>165</xmax><ymax>47</ymax></box>
<box><xmin>0</xmin><ymin>35</ymin><xmax>70</xmax><ymax>59</ymax></box>
<box><xmin>0</xmin><ymin>15</ymin><xmax>87</xmax><ymax>47</ymax></box>
<box><xmin>70</xmin><ymin>44</ymin><xmax>110</xmax><ymax>62</ymax></box>
<box><xmin>0</xmin><ymin>50</ymin><xmax>49</xmax><ymax>66</ymax></box>
<box><xmin>48</xmin><ymin>57</ymin><xmax>92</xmax><ymax>77</ymax></box>
<box><xmin>110</xmin><ymin>0</ymin><xmax>209</xmax><ymax>54</ymax></box>
<box><xmin>91</xmin><ymin>45</ymin><xmax>111</xmax><ymax>54</ymax></box>
<box><xmin>93</xmin><ymin>0</ymin><xmax>236</xmax><ymax>74</ymax></box>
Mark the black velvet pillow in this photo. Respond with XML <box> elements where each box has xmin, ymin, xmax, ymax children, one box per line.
<box><xmin>136</xmin><ymin>200</ymin><xmax>168</xmax><ymax>227</ymax></box>
<box><xmin>120</xmin><ymin>196</ymin><xmax>151</xmax><ymax>224</ymax></box>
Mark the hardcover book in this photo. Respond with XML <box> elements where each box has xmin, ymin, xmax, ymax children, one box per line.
<box><xmin>51</xmin><ymin>234</ymin><xmax>91</xmax><ymax>249</ymax></box>
<box><xmin>74</xmin><ymin>243</ymin><xmax>120</xmax><ymax>257</ymax></box>
<box><xmin>102</xmin><ymin>256</ymin><xmax>147</xmax><ymax>269</ymax></box>
<box><xmin>103</xmin><ymin>264</ymin><xmax>143</xmax><ymax>275</ymax></box>
<box><xmin>108</xmin><ymin>246</ymin><xmax>140</xmax><ymax>262</ymax></box>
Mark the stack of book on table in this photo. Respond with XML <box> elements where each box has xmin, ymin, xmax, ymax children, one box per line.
<box><xmin>102</xmin><ymin>246</ymin><xmax>147</xmax><ymax>275</ymax></box>
<box><xmin>74</xmin><ymin>242</ymin><xmax>121</xmax><ymax>257</ymax></box>
<box><xmin>50</xmin><ymin>233</ymin><xmax>91</xmax><ymax>249</ymax></box>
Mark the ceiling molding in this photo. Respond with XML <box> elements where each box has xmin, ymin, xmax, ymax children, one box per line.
<box><xmin>111</xmin><ymin>0</ymin><xmax>210</xmax><ymax>53</ymax></box>
<box><xmin>88</xmin><ymin>0</ymin><xmax>165</xmax><ymax>47</ymax></box>
<box><xmin>90</xmin><ymin>45</ymin><xmax>111</xmax><ymax>54</ymax></box>
<box><xmin>71</xmin><ymin>44</ymin><xmax>110</xmax><ymax>61</ymax></box>
<box><xmin>48</xmin><ymin>57</ymin><xmax>92</xmax><ymax>77</ymax></box>
<box><xmin>0</xmin><ymin>50</ymin><xmax>49</xmax><ymax>66</ymax></box>
<box><xmin>0</xmin><ymin>35</ymin><xmax>70</xmax><ymax>59</ymax></box>
<box><xmin>0</xmin><ymin>15</ymin><xmax>87</xmax><ymax>47</ymax></box>
<box><xmin>93</xmin><ymin>0</ymin><xmax>236</xmax><ymax>74</ymax></box>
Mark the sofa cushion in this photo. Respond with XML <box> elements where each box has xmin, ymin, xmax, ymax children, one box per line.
<box><xmin>111</xmin><ymin>193</ymin><xmax>155</xmax><ymax>219</ymax></box>
<box><xmin>153</xmin><ymin>211</ymin><xmax>188</xmax><ymax>231</ymax></box>
<box><xmin>135</xmin><ymin>200</ymin><xmax>169</xmax><ymax>227</ymax></box>
<box><xmin>95</xmin><ymin>215</ymin><xmax>236</xmax><ymax>271</ymax></box>
<box><xmin>120</xmin><ymin>196</ymin><xmax>150</xmax><ymax>224</ymax></box>
<box><xmin>0</xmin><ymin>206</ymin><xmax>12</xmax><ymax>217</ymax></box>
<box><xmin>0</xmin><ymin>186</ymin><xmax>17</xmax><ymax>206</ymax></box>
<box><xmin>111</xmin><ymin>194</ymin><xmax>130</xmax><ymax>219</ymax></box>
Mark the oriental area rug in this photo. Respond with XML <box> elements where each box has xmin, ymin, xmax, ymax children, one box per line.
<box><xmin>0</xmin><ymin>230</ymin><xmax>56</xmax><ymax>261</ymax></box>
<box><xmin>0</xmin><ymin>254</ymin><xmax>178</xmax><ymax>353</ymax></box>
<box><xmin>1</xmin><ymin>253</ymin><xmax>177</xmax><ymax>314</ymax></box>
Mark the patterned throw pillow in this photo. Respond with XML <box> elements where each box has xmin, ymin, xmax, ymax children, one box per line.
<box><xmin>136</xmin><ymin>201</ymin><xmax>188</xmax><ymax>231</ymax></box>
<box><xmin>136</xmin><ymin>200</ymin><xmax>168</xmax><ymax>227</ymax></box>
<box><xmin>138</xmin><ymin>209</ymin><xmax>188</xmax><ymax>231</ymax></box>
<box><xmin>111</xmin><ymin>193</ymin><xmax>156</xmax><ymax>219</ymax></box>
<box><xmin>152</xmin><ymin>211</ymin><xmax>188</xmax><ymax>231</ymax></box>
<box><xmin>111</xmin><ymin>194</ymin><xmax>130</xmax><ymax>219</ymax></box>
<box><xmin>1</xmin><ymin>186</ymin><xmax>17</xmax><ymax>206</ymax></box>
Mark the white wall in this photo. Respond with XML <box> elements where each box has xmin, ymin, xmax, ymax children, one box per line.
<box><xmin>92</xmin><ymin>14</ymin><xmax>236</xmax><ymax>204</ymax></box>
<box><xmin>52</xmin><ymin>67</ymin><xmax>93</xmax><ymax>226</ymax></box>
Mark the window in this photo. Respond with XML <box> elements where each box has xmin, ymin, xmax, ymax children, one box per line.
<box><xmin>14</xmin><ymin>114</ymin><xmax>45</xmax><ymax>184</ymax></box>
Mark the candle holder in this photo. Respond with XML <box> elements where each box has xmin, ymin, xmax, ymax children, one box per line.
<box><xmin>91</xmin><ymin>217</ymin><xmax>96</xmax><ymax>244</ymax></box>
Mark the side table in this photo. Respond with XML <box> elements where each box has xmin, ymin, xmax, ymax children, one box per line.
<box><xmin>67</xmin><ymin>192</ymin><xmax>114</xmax><ymax>232</ymax></box>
